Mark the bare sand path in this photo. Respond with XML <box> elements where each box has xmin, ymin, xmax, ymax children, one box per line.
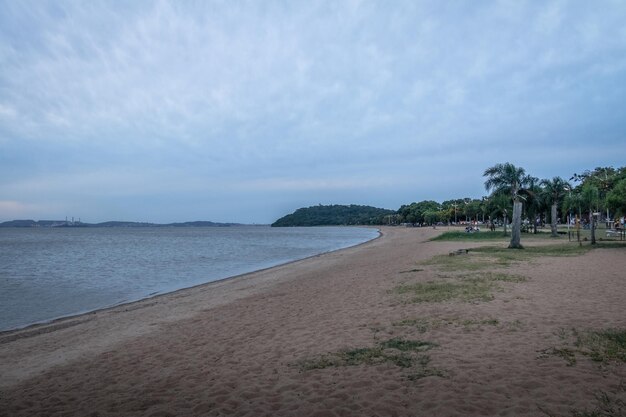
<box><xmin>0</xmin><ymin>227</ymin><xmax>624</xmax><ymax>416</ymax></box>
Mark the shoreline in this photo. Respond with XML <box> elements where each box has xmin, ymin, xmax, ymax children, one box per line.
<box><xmin>0</xmin><ymin>226</ymin><xmax>386</xmax><ymax>388</ymax></box>
<box><xmin>0</xmin><ymin>226</ymin><xmax>381</xmax><ymax>336</ymax></box>
<box><xmin>1</xmin><ymin>226</ymin><xmax>624</xmax><ymax>416</ymax></box>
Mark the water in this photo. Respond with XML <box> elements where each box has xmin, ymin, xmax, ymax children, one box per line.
<box><xmin>0</xmin><ymin>226</ymin><xmax>378</xmax><ymax>331</ymax></box>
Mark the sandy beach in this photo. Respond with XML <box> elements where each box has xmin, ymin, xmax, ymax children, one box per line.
<box><xmin>1</xmin><ymin>226</ymin><xmax>624</xmax><ymax>416</ymax></box>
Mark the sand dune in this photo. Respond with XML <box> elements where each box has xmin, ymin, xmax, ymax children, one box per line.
<box><xmin>1</xmin><ymin>227</ymin><xmax>624</xmax><ymax>416</ymax></box>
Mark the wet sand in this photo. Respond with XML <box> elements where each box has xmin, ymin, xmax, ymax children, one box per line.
<box><xmin>1</xmin><ymin>226</ymin><xmax>624</xmax><ymax>416</ymax></box>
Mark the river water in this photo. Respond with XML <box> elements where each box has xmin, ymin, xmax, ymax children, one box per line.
<box><xmin>0</xmin><ymin>226</ymin><xmax>379</xmax><ymax>331</ymax></box>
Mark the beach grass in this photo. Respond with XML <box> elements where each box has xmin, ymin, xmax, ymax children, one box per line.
<box><xmin>574</xmin><ymin>328</ymin><xmax>626</xmax><ymax>363</ymax></box>
<box><xmin>541</xmin><ymin>328</ymin><xmax>626</xmax><ymax>367</ymax></box>
<box><xmin>434</xmin><ymin>228</ymin><xmax>626</xmax><ymax>246</ymax></box>
<box><xmin>394</xmin><ymin>272</ymin><xmax>526</xmax><ymax>304</ymax></box>
<box><xmin>473</xmin><ymin>244</ymin><xmax>590</xmax><ymax>257</ymax></box>
<box><xmin>430</xmin><ymin>230</ymin><xmax>561</xmax><ymax>242</ymax></box>
<box><xmin>430</xmin><ymin>231</ymin><xmax>509</xmax><ymax>241</ymax></box>
<box><xmin>296</xmin><ymin>337</ymin><xmax>441</xmax><ymax>376</ymax></box>
<box><xmin>421</xmin><ymin>243</ymin><xmax>591</xmax><ymax>272</ymax></box>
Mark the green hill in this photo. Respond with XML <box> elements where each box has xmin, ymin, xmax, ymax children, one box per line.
<box><xmin>272</xmin><ymin>204</ymin><xmax>395</xmax><ymax>227</ymax></box>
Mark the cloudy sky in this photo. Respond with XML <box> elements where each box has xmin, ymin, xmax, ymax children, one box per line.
<box><xmin>1</xmin><ymin>1</ymin><xmax>625</xmax><ymax>223</ymax></box>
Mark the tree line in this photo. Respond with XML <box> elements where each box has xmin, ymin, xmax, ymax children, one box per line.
<box><xmin>396</xmin><ymin>163</ymin><xmax>626</xmax><ymax>248</ymax></box>
<box><xmin>273</xmin><ymin>163</ymin><xmax>626</xmax><ymax>249</ymax></box>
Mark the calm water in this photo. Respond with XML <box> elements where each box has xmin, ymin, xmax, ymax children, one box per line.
<box><xmin>0</xmin><ymin>226</ymin><xmax>378</xmax><ymax>331</ymax></box>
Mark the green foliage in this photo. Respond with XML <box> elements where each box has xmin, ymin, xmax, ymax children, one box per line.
<box><xmin>438</xmin><ymin>198</ymin><xmax>486</xmax><ymax>223</ymax></box>
<box><xmin>570</xmin><ymin>166</ymin><xmax>626</xmax><ymax>219</ymax></box>
<box><xmin>483</xmin><ymin>162</ymin><xmax>531</xmax><ymax>248</ymax></box>
<box><xmin>271</xmin><ymin>204</ymin><xmax>395</xmax><ymax>227</ymax></box>
<box><xmin>484</xmin><ymin>162</ymin><xmax>529</xmax><ymax>201</ymax></box>
<box><xmin>269</xmin><ymin>164</ymin><xmax>626</xmax><ymax>229</ymax></box>
<box><xmin>607</xmin><ymin>178</ymin><xmax>626</xmax><ymax>217</ymax></box>
<box><xmin>397</xmin><ymin>200</ymin><xmax>441</xmax><ymax>224</ymax></box>
<box><xmin>541</xmin><ymin>176</ymin><xmax>572</xmax><ymax>206</ymax></box>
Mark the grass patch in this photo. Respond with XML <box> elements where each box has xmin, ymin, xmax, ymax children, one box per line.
<box><xmin>341</xmin><ymin>347</ymin><xmax>385</xmax><ymax>366</ymax></box>
<box><xmin>430</xmin><ymin>231</ymin><xmax>509</xmax><ymax>241</ymax></box>
<box><xmin>380</xmin><ymin>338</ymin><xmax>436</xmax><ymax>352</ymax></box>
<box><xmin>407</xmin><ymin>355</ymin><xmax>448</xmax><ymax>380</ymax></box>
<box><xmin>473</xmin><ymin>244</ymin><xmax>589</xmax><ymax>258</ymax></box>
<box><xmin>296</xmin><ymin>338</ymin><xmax>443</xmax><ymax>379</ymax></box>
<box><xmin>419</xmin><ymin>243</ymin><xmax>590</xmax><ymax>273</ymax></box>
<box><xmin>431</xmin><ymin>229</ymin><xmax>578</xmax><ymax>242</ymax></box>
<box><xmin>540</xmin><ymin>328</ymin><xmax>626</xmax><ymax>367</ymax></box>
<box><xmin>394</xmin><ymin>272</ymin><xmax>525</xmax><ymax>304</ymax></box>
<box><xmin>574</xmin><ymin>328</ymin><xmax>626</xmax><ymax>363</ymax></box>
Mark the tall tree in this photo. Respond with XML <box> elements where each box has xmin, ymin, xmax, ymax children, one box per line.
<box><xmin>607</xmin><ymin>178</ymin><xmax>626</xmax><ymax>218</ymax></box>
<box><xmin>571</xmin><ymin>166</ymin><xmax>626</xmax><ymax>222</ymax></box>
<box><xmin>484</xmin><ymin>163</ymin><xmax>529</xmax><ymax>248</ymax></box>
<box><xmin>541</xmin><ymin>177</ymin><xmax>571</xmax><ymax>237</ymax></box>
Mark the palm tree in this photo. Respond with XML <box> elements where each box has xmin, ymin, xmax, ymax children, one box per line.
<box><xmin>541</xmin><ymin>177</ymin><xmax>571</xmax><ymax>237</ymax></box>
<box><xmin>484</xmin><ymin>162</ymin><xmax>529</xmax><ymax>249</ymax></box>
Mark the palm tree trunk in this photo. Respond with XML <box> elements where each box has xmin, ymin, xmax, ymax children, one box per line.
<box><xmin>550</xmin><ymin>203</ymin><xmax>558</xmax><ymax>237</ymax></box>
<box><xmin>590</xmin><ymin>210</ymin><xmax>596</xmax><ymax>245</ymax></box>
<box><xmin>509</xmin><ymin>200</ymin><xmax>523</xmax><ymax>248</ymax></box>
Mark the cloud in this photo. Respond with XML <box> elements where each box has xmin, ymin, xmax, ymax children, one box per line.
<box><xmin>1</xmin><ymin>1</ymin><xmax>625</xmax><ymax>222</ymax></box>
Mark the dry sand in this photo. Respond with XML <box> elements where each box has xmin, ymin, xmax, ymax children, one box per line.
<box><xmin>1</xmin><ymin>226</ymin><xmax>624</xmax><ymax>416</ymax></box>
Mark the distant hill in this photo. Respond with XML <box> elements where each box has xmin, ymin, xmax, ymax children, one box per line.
<box><xmin>272</xmin><ymin>204</ymin><xmax>395</xmax><ymax>227</ymax></box>
<box><xmin>0</xmin><ymin>220</ymin><xmax>240</xmax><ymax>228</ymax></box>
<box><xmin>0</xmin><ymin>219</ymin><xmax>87</xmax><ymax>228</ymax></box>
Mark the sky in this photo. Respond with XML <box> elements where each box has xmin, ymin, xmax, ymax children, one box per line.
<box><xmin>1</xmin><ymin>1</ymin><xmax>625</xmax><ymax>224</ymax></box>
